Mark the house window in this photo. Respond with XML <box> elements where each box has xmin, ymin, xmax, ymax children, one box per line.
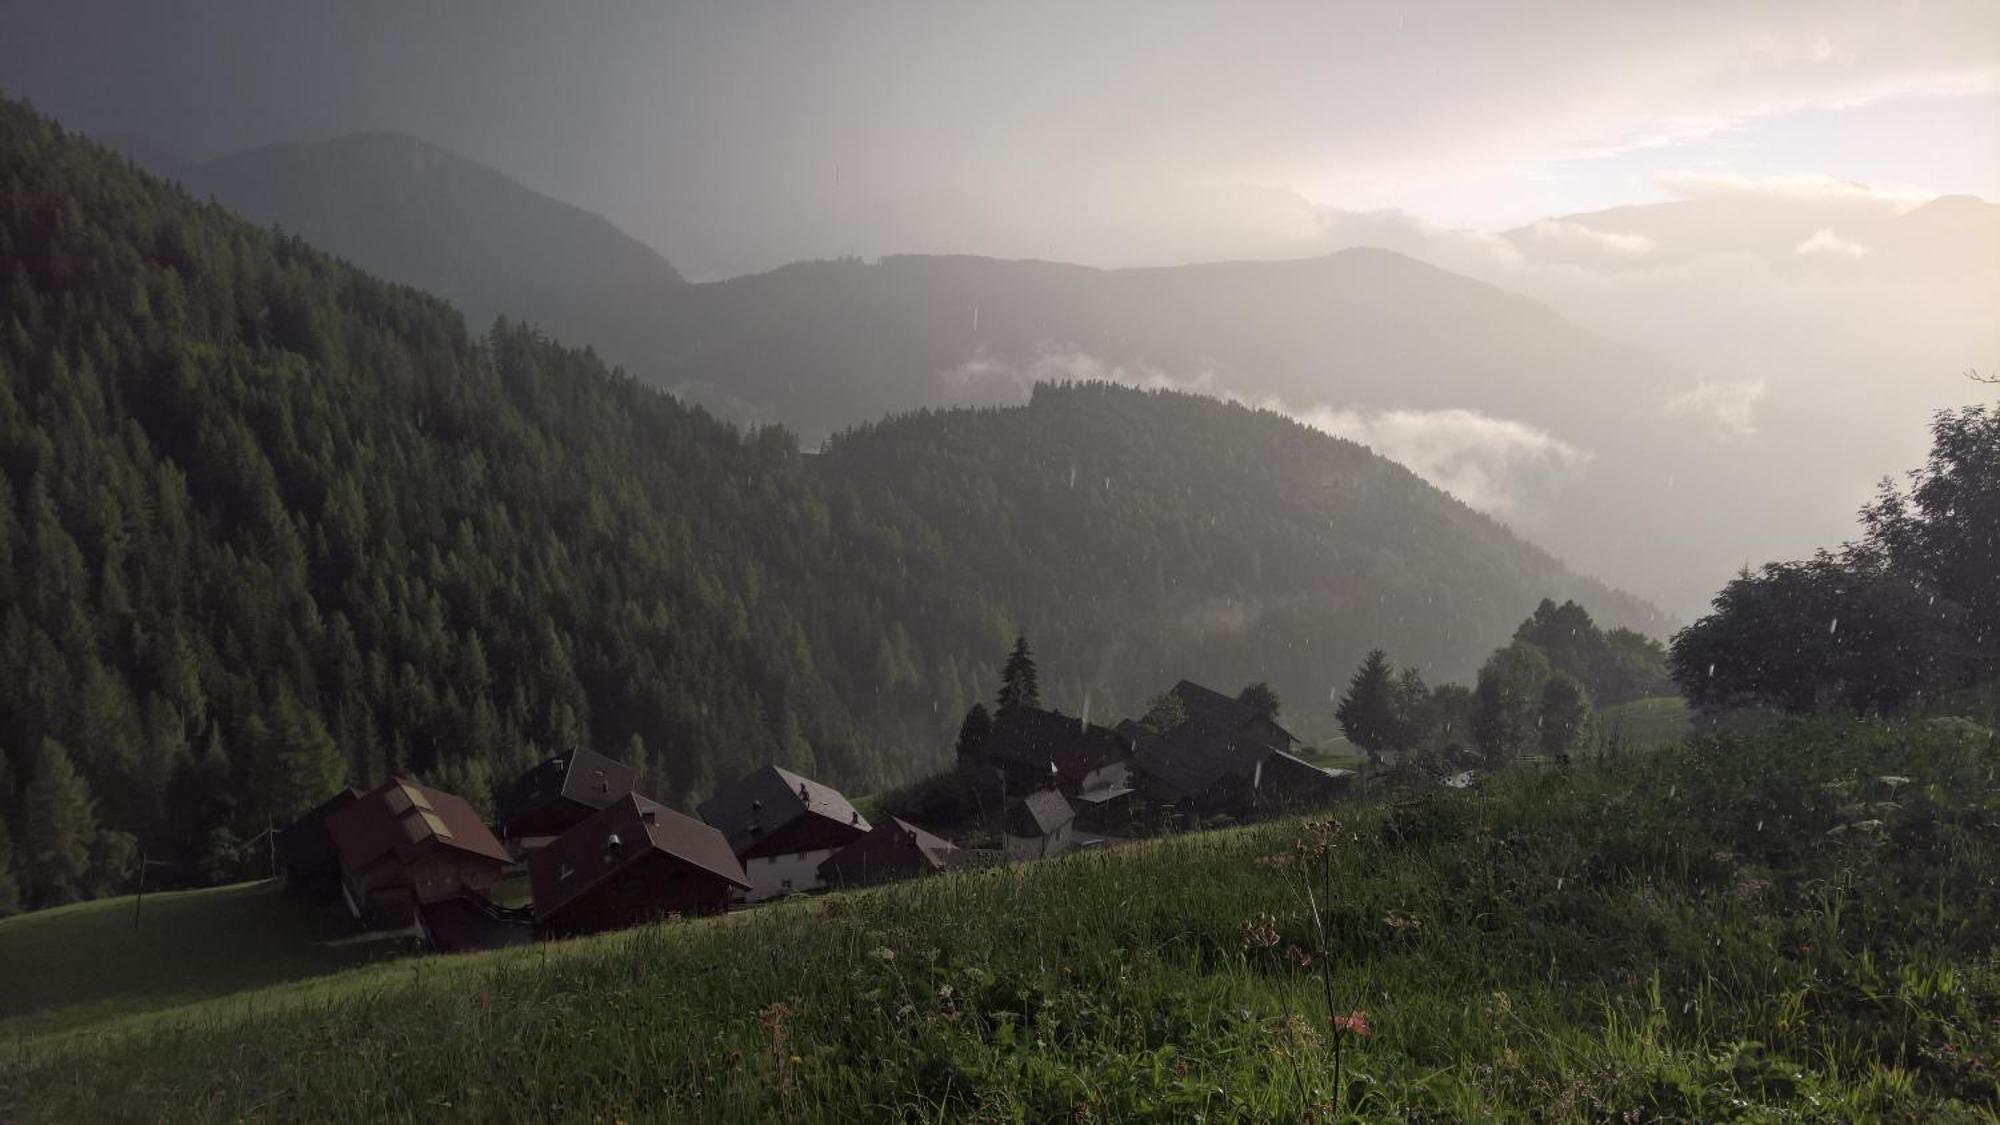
<box><xmin>780</xmin><ymin>879</ymin><xmax>793</xmax><ymax>892</ymax></box>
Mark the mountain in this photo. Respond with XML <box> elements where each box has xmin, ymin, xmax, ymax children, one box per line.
<box><xmin>0</xmin><ymin>99</ymin><xmax>1659</xmax><ymax>906</ymax></box>
<box><xmin>133</xmin><ymin>130</ymin><xmax>688</xmax><ymax>371</ymax></box>
<box><xmin>642</xmin><ymin>248</ymin><xmax>1669</xmax><ymax>440</ymax></box>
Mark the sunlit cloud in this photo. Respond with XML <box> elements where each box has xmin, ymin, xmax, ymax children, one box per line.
<box><xmin>1527</xmin><ymin>219</ymin><xmax>1656</xmax><ymax>257</ymax></box>
<box><xmin>1792</xmin><ymin>228</ymin><xmax>1875</xmax><ymax>258</ymax></box>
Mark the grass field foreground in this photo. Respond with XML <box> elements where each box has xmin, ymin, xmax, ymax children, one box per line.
<box><xmin>2</xmin><ymin>716</ymin><xmax>1996</xmax><ymax>1122</ymax></box>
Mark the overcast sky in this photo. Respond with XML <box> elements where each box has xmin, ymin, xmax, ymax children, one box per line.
<box><xmin>3</xmin><ymin>0</ymin><xmax>1994</xmax><ymax>278</ymax></box>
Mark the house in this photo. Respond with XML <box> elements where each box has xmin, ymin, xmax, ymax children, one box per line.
<box><xmin>974</xmin><ymin>706</ymin><xmax>1132</xmax><ymax>799</ymax></box>
<box><xmin>1004</xmin><ymin>789</ymin><xmax>1076</xmax><ymax>862</ymax></box>
<box><xmin>698</xmin><ymin>765</ymin><xmax>871</xmax><ymax>902</ymax></box>
<box><xmin>274</xmin><ymin>787</ymin><xmax>362</xmax><ymax>899</ymax></box>
<box><xmin>817</xmin><ymin>817</ymin><xmax>958</xmax><ymax>890</ymax></box>
<box><xmin>530</xmin><ymin>794</ymin><xmax>750</xmax><ymax>938</ymax></box>
<box><xmin>323</xmin><ymin>778</ymin><xmax>513</xmax><ymax>930</ymax></box>
<box><xmin>1071</xmin><ymin>758</ymin><xmax>1139</xmax><ymax>833</ymax></box>
<box><xmin>499</xmin><ymin>748</ymin><xmax>637</xmax><ymax>845</ymax></box>
<box><xmin>1131</xmin><ymin>721</ymin><xmax>1352</xmax><ymax>823</ymax></box>
<box><xmin>1168</xmin><ymin>680</ymin><xmax>1300</xmax><ymax>752</ymax></box>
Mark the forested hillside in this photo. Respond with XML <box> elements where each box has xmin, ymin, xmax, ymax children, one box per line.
<box><xmin>0</xmin><ymin>99</ymin><xmax>1657</xmax><ymax>909</ymax></box>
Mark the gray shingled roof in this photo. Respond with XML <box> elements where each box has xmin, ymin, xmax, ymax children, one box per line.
<box><xmin>1007</xmin><ymin>789</ymin><xmax>1075</xmax><ymax>837</ymax></box>
<box><xmin>696</xmin><ymin>764</ymin><xmax>870</xmax><ymax>854</ymax></box>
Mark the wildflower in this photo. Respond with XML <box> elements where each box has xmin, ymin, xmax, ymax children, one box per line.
<box><xmin>1239</xmin><ymin>911</ymin><xmax>1281</xmax><ymax>950</ymax></box>
<box><xmin>1334</xmin><ymin>1009</ymin><xmax>1372</xmax><ymax>1038</ymax></box>
<box><xmin>1283</xmin><ymin>942</ymin><xmax>1313</xmax><ymax>969</ymax></box>
<box><xmin>1384</xmin><ymin>911</ymin><xmax>1419</xmax><ymax>935</ymax></box>
<box><xmin>869</xmin><ymin>946</ymin><xmax>897</xmax><ymax>962</ymax></box>
<box><xmin>788</xmin><ymin>1054</ymin><xmax>801</xmax><ymax>1065</ymax></box>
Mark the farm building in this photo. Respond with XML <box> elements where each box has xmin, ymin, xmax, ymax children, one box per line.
<box><xmin>499</xmin><ymin>748</ymin><xmax>637</xmax><ymax>844</ymax></box>
<box><xmin>699</xmin><ymin>765</ymin><xmax>871</xmax><ymax>902</ymax></box>
<box><xmin>1167</xmin><ymin>679</ymin><xmax>1300</xmax><ymax>752</ymax></box>
<box><xmin>818</xmin><ymin>817</ymin><xmax>958</xmax><ymax>889</ymax></box>
<box><xmin>274</xmin><ymin>787</ymin><xmax>362</xmax><ymax>899</ymax></box>
<box><xmin>323</xmin><ymin>778</ymin><xmax>512</xmax><ymax>930</ymax></box>
<box><xmin>1004</xmin><ymin>789</ymin><xmax>1076</xmax><ymax>862</ymax></box>
<box><xmin>1131</xmin><ymin>721</ymin><xmax>1350</xmax><ymax>822</ymax></box>
<box><xmin>530</xmin><ymin>794</ymin><xmax>749</xmax><ymax>938</ymax></box>
<box><xmin>973</xmin><ymin>706</ymin><xmax>1133</xmax><ymax>799</ymax></box>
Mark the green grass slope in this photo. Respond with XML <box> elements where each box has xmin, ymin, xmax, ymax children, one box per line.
<box><xmin>3</xmin><ymin>717</ymin><xmax>1995</xmax><ymax>1121</ymax></box>
<box><xmin>0</xmin><ymin>881</ymin><xmax>411</xmax><ymax>1040</ymax></box>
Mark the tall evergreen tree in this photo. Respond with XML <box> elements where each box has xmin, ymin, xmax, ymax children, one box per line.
<box><xmin>0</xmin><ymin>815</ymin><xmax>21</xmax><ymax>916</ymax></box>
<box><xmin>953</xmin><ymin>703</ymin><xmax>993</xmax><ymax>767</ymax></box>
<box><xmin>1334</xmin><ymin>649</ymin><xmax>1399</xmax><ymax>753</ymax></box>
<box><xmin>18</xmin><ymin>739</ymin><xmax>96</xmax><ymax>907</ymax></box>
<box><xmin>996</xmin><ymin>637</ymin><xmax>1040</xmax><ymax>713</ymax></box>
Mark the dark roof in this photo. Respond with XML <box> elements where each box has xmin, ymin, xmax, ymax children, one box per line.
<box><xmin>275</xmin><ymin>787</ymin><xmax>362</xmax><ymax>873</ymax></box>
<box><xmin>1130</xmin><ymin>721</ymin><xmax>1268</xmax><ymax>801</ymax></box>
<box><xmin>325</xmin><ymin>778</ymin><xmax>512</xmax><ymax>872</ymax></box>
<box><xmin>696</xmin><ymin>765</ymin><xmax>870</xmax><ymax>856</ymax></box>
<box><xmin>978</xmin><ymin>707</ymin><xmax>1130</xmax><ymax>777</ymax></box>
<box><xmin>1006</xmin><ymin>789</ymin><xmax>1075</xmax><ymax>837</ymax></box>
<box><xmin>817</xmin><ymin>817</ymin><xmax>958</xmax><ymax>887</ymax></box>
<box><xmin>501</xmin><ymin>748</ymin><xmax>636</xmax><ymax>833</ymax></box>
<box><xmin>1169</xmin><ymin>680</ymin><xmax>1298</xmax><ymax>747</ymax></box>
<box><xmin>531</xmin><ymin>794</ymin><xmax>749</xmax><ymax>920</ymax></box>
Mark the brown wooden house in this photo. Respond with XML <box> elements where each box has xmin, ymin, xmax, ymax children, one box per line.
<box><xmin>324</xmin><ymin>778</ymin><xmax>512</xmax><ymax>930</ymax></box>
<box><xmin>529</xmin><ymin>794</ymin><xmax>749</xmax><ymax>938</ymax></box>
<box><xmin>499</xmin><ymin>748</ymin><xmax>637</xmax><ymax>844</ymax></box>
<box><xmin>817</xmin><ymin>817</ymin><xmax>958</xmax><ymax>890</ymax></box>
<box><xmin>274</xmin><ymin>787</ymin><xmax>362</xmax><ymax>899</ymax></box>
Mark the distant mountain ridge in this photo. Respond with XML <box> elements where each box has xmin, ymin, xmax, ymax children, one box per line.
<box><xmin>119</xmin><ymin>130</ymin><xmax>687</xmax><ymax>368</ymax></box>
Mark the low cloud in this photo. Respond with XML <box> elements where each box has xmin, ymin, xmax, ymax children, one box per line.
<box><xmin>1662</xmin><ymin>378</ymin><xmax>1768</xmax><ymax>438</ymax></box>
<box><xmin>1527</xmin><ymin>219</ymin><xmax>1656</xmax><ymax>257</ymax></box>
<box><xmin>1656</xmin><ymin>171</ymin><xmax>1928</xmax><ymax>208</ymax></box>
<box><xmin>1792</xmin><ymin>228</ymin><xmax>1875</xmax><ymax>258</ymax></box>
<box><xmin>1288</xmin><ymin>404</ymin><xmax>1592</xmax><ymax>515</ymax></box>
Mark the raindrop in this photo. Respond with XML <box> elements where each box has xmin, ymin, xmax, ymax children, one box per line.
<box><xmin>1828</xmin><ymin>617</ymin><xmax>1840</xmax><ymax>635</ymax></box>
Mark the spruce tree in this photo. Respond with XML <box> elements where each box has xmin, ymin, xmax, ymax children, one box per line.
<box><xmin>19</xmin><ymin>738</ymin><xmax>96</xmax><ymax>907</ymax></box>
<box><xmin>1334</xmin><ymin>650</ymin><xmax>1399</xmax><ymax>753</ymax></box>
<box><xmin>953</xmin><ymin>703</ymin><xmax>993</xmax><ymax>766</ymax></box>
<box><xmin>0</xmin><ymin>815</ymin><xmax>21</xmax><ymax>915</ymax></box>
<box><xmin>996</xmin><ymin>636</ymin><xmax>1040</xmax><ymax>713</ymax></box>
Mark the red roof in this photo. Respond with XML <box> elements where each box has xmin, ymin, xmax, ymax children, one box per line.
<box><xmin>325</xmin><ymin>778</ymin><xmax>512</xmax><ymax>873</ymax></box>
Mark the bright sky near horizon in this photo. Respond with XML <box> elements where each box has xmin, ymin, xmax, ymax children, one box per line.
<box><xmin>1</xmin><ymin>0</ymin><xmax>1992</xmax><ymax>277</ymax></box>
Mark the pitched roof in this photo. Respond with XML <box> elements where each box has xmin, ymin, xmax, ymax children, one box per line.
<box><xmin>531</xmin><ymin>794</ymin><xmax>750</xmax><ymax>920</ymax></box>
<box><xmin>1130</xmin><ymin>721</ymin><xmax>1268</xmax><ymax>801</ymax></box>
<box><xmin>325</xmin><ymin>778</ymin><xmax>512</xmax><ymax>872</ymax></box>
<box><xmin>883</xmin><ymin>817</ymin><xmax>958</xmax><ymax>867</ymax></box>
<box><xmin>978</xmin><ymin>707</ymin><xmax>1130</xmax><ymax>777</ymax></box>
<box><xmin>818</xmin><ymin>817</ymin><xmax>959</xmax><ymax>887</ymax></box>
<box><xmin>501</xmin><ymin>748</ymin><xmax>636</xmax><ymax>831</ymax></box>
<box><xmin>1169</xmin><ymin>680</ymin><xmax>1298</xmax><ymax>747</ymax></box>
<box><xmin>1007</xmin><ymin>789</ymin><xmax>1075</xmax><ymax>837</ymax></box>
<box><xmin>697</xmin><ymin>764</ymin><xmax>870</xmax><ymax>855</ymax></box>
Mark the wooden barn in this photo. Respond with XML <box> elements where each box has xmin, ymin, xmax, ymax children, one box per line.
<box><xmin>818</xmin><ymin>817</ymin><xmax>958</xmax><ymax>890</ymax></box>
<box><xmin>530</xmin><ymin>794</ymin><xmax>749</xmax><ymax>938</ymax></box>
<box><xmin>324</xmin><ymin>778</ymin><xmax>512</xmax><ymax>930</ymax></box>
<box><xmin>499</xmin><ymin>748</ymin><xmax>637</xmax><ymax>845</ymax></box>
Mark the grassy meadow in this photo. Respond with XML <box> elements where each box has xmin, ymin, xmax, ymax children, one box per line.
<box><xmin>2</xmin><ymin>716</ymin><xmax>1997</xmax><ymax>1122</ymax></box>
